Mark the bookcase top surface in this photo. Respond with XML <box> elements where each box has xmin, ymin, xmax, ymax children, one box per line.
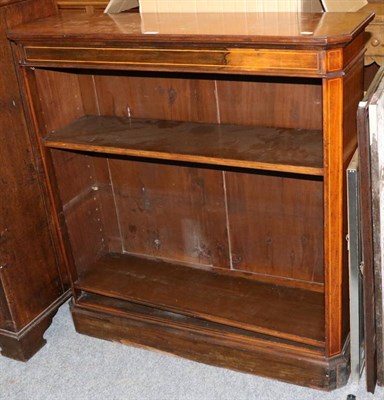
<box><xmin>7</xmin><ymin>11</ymin><xmax>374</xmax><ymax>47</ymax></box>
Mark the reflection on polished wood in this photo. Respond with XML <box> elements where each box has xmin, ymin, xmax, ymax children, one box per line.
<box><xmin>8</xmin><ymin>11</ymin><xmax>373</xmax><ymax>46</ymax></box>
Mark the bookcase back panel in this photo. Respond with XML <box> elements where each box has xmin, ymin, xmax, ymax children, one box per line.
<box><xmin>87</xmin><ymin>73</ymin><xmax>322</xmax><ymax>129</ymax></box>
<box><xmin>92</xmin><ymin>73</ymin><xmax>219</xmax><ymax>123</ymax></box>
<box><xmin>35</xmin><ymin>70</ymin><xmax>323</xmax><ymax>133</ymax></box>
<box><xmin>226</xmin><ymin>171</ymin><xmax>324</xmax><ymax>283</ymax></box>
<box><xmin>107</xmin><ymin>158</ymin><xmax>231</xmax><ymax>268</ymax></box>
<box><xmin>216</xmin><ymin>78</ymin><xmax>322</xmax><ymax>130</ymax></box>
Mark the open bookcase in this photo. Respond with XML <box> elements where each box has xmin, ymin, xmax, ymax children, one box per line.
<box><xmin>7</xmin><ymin>10</ymin><xmax>373</xmax><ymax>389</ymax></box>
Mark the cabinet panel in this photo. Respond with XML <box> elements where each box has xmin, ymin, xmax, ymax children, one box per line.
<box><xmin>0</xmin><ymin>11</ymin><xmax>62</xmax><ymax>329</ymax></box>
<box><xmin>0</xmin><ymin>288</ymin><xmax>12</xmax><ymax>330</ymax></box>
<box><xmin>0</xmin><ymin>0</ymin><xmax>69</xmax><ymax>361</ymax></box>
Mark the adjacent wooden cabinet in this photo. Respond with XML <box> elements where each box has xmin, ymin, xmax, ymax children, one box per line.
<box><xmin>56</xmin><ymin>0</ymin><xmax>107</xmax><ymax>13</ymax></box>
<box><xmin>7</xmin><ymin>10</ymin><xmax>373</xmax><ymax>389</ymax></box>
<box><xmin>363</xmin><ymin>2</ymin><xmax>384</xmax><ymax>67</ymax></box>
<box><xmin>0</xmin><ymin>0</ymin><xmax>70</xmax><ymax>361</ymax></box>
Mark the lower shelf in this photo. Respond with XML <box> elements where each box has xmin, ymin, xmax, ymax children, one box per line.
<box><xmin>74</xmin><ymin>252</ymin><xmax>325</xmax><ymax>348</ymax></box>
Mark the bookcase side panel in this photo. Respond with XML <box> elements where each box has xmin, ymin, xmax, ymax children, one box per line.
<box><xmin>51</xmin><ymin>150</ymin><xmax>119</xmax><ymax>273</ymax></box>
<box><xmin>34</xmin><ymin>69</ymin><xmax>121</xmax><ymax>275</ymax></box>
<box><xmin>34</xmin><ymin>69</ymin><xmax>84</xmax><ymax>133</ymax></box>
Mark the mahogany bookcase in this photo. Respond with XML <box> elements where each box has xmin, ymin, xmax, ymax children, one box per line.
<box><xmin>7</xmin><ymin>10</ymin><xmax>373</xmax><ymax>389</ymax></box>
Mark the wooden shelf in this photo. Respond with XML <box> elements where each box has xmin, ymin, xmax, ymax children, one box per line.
<box><xmin>44</xmin><ymin>115</ymin><xmax>324</xmax><ymax>175</ymax></box>
<box><xmin>75</xmin><ymin>253</ymin><xmax>325</xmax><ymax>348</ymax></box>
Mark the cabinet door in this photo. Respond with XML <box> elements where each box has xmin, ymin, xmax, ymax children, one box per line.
<box><xmin>358</xmin><ymin>66</ymin><xmax>384</xmax><ymax>392</ymax></box>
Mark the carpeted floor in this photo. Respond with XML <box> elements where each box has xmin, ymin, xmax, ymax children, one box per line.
<box><xmin>1</xmin><ymin>302</ymin><xmax>383</xmax><ymax>400</ymax></box>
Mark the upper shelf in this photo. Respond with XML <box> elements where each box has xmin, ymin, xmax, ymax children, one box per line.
<box><xmin>44</xmin><ymin>115</ymin><xmax>324</xmax><ymax>175</ymax></box>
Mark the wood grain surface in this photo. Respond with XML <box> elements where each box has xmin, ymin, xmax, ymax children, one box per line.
<box><xmin>44</xmin><ymin>115</ymin><xmax>324</xmax><ymax>175</ymax></box>
<box><xmin>76</xmin><ymin>253</ymin><xmax>325</xmax><ymax>347</ymax></box>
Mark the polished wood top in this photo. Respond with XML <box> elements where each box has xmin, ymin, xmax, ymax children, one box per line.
<box><xmin>7</xmin><ymin>11</ymin><xmax>374</xmax><ymax>48</ymax></box>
